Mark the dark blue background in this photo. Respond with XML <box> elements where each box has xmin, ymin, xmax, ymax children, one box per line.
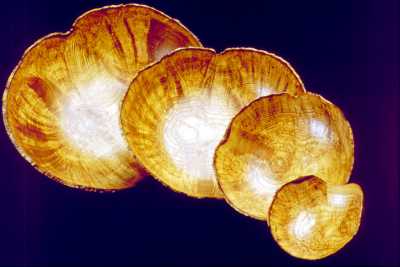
<box><xmin>1</xmin><ymin>0</ymin><xmax>398</xmax><ymax>266</ymax></box>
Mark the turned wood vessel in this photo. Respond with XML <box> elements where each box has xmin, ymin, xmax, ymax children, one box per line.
<box><xmin>214</xmin><ymin>92</ymin><xmax>354</xmax><ymax>218</ymax></box>
<box><xmin>121</xmin><ymin>47</ymin><xmax>305</xmax><ymax>198</ymax></box>
<box><xmin>2</xmin><ymin>4</ymin><xmax>202</xmax><ymax>191</ymax></box>
<box><xmin>269</xmin><ymin>175</ymin><xmax>363</xmax><ymax>260</ymax></box>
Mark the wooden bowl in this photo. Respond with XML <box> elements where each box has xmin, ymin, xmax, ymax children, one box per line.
<box><xmin>2</xmin><ymin>4</ymin><xmax>202</xmax><ymax>191</ymax></box>
<box><xmin>269</xmin><ymin>175</ymin><xmax>363</xmax><ymax>260</ymax></box>
<box><xmin>214</xmin><ymin>92</ymin><xmax>354</xmax><ymax>218</ymax></box>
<box><xmin>121</xmin><ymin>47</ymin><xmax>305</xmax><ymax>198</ymax></box>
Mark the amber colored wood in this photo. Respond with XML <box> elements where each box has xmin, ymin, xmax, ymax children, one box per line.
<box><xmin>2</xmin><ymin>4</ymin><xmax>202</xmax><ymax>191</ymax></box>
<box><xmin>121</xmin><ymin>47</ymin><xmax>305</xmax><ymax>199</ymax></box>
<box><xmin>268</xmin><ymin>175</ymin><xmax>363</xmax><ymax>260</ymax></box>
<box><xmin>214</xmin><ymin>93</ymin><xmax>354</xmax><ymax>218</ymax></box>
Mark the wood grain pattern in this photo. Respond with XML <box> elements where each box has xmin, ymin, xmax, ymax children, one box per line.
<box><xmin>269</xmin><ymin>176</ymin><xmax>363</xmax><ymax>260</ymax></box>
<box><xmin>121</xmin><ymin>47</ymin><xmax>305</xmax><ymax>198</ymax></box>
<box><xmin>214</xmin><ymin>93</ymin><xmax>354</xmax><ymax>218</ymax></box>
<box><xmin>2</xmin><ymin>4</ymin><xmax>202</xmax><ymax>191</ymax></box>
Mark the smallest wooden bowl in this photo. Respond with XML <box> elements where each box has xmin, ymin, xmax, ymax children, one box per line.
<box><xmin>269</xmin><ymin>175</ymin><xmax>363</xmax><ymax>260</ymax></box>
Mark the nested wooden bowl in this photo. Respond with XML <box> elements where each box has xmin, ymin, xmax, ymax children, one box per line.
<box><xmin>214</xmin><ymin>92</ymin><xmax>354</xmax><ymax>219</ymax></box>
<box><xmin>2</xmin><ymin>4</ymin><xmax>202</xmax><ymax>191</ymax></box>
<box><xmin>121</xmin><ymin>47</ymin><xmax>305</xmax><ymax>198</ymax></box>
<box><xmin>269</xmin><ymin>175</ymin><xmax>363</xmax><ymax>260</ymax></box>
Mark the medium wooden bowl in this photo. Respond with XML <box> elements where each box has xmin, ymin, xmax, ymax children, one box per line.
<box><xmin>121</xmin><ymin>47</ymin><xmax>305</xmax><ymax>198</ymax></box>
<box><xmin>214</xmin><ymin>92</ymin><xmax>354</xmax><ymax>219</ymax></box>
<box><xmin>2</xmin><ymin>4</ymin><xmax>202</xmax><ymax>191</ymax></box>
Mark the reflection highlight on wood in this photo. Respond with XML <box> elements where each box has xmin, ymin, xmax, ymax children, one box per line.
<box><xmin>2</xmin><ymin>4</ymin><xmax>202</xmax><ymax>191</ymax></box>
<box><xmin>269</xmin><ymin>176</ymin><xmax>363</xmax><ymax>260</ymax></box>
<box><xmin>214</xmin><ymin>92</ymin><xmax>354</xmax><ymax>219</ymax></box>
<box><xmin>121</xmin><ymin>47</ymin><xmax>305</xmax><ymax>198</ymax></box>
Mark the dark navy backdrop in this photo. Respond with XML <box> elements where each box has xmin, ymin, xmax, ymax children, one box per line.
<box><xmin>0</xmin><ymin>1</ymin><xmax>398</xmax><ymax>266</ymax></box>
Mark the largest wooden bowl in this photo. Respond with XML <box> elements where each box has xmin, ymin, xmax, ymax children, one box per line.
<box><xmin>2</xmin><ymin>4</ymin><xmax>202</xmax><ymax>191</ymax></box>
